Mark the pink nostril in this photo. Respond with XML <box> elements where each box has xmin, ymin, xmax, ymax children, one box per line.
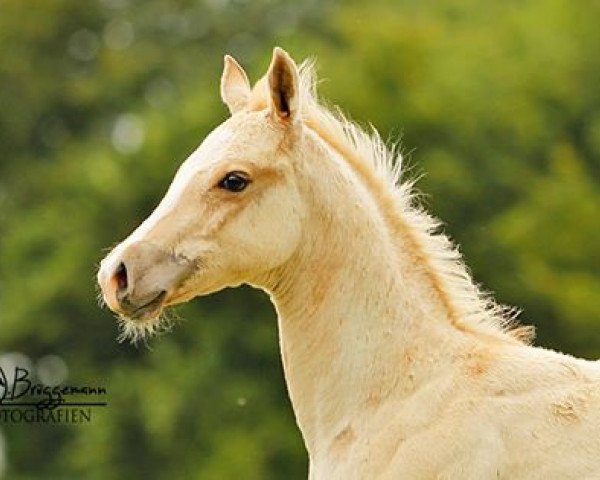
<box><xmin>115</xmin><ymin>262</ymin><xmax>128</xmax><ymax>292</ymax></box>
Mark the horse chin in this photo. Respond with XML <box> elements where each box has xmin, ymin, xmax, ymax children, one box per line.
<box><xmin>115</xmin><ymin>303</ymin><xmax>169</xmax><ymax>344</ymax></box>
<box><xmin>114</xmin><ymin>280</ymin><xmax>234</xmax><ymax>343</ymax></box>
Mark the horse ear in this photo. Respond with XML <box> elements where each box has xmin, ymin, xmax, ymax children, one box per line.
<box><xmin>221</xmin><ymin>55</ymin><xmax>251</xmax><ymax>114</ymax></box>
<box><xmin>267</xmin><ymin>47</ymin><xmax>300</xmax><ymax>122</ymax></box>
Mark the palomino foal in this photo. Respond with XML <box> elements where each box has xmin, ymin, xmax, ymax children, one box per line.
<box><xmin>98</xmin><ymin>48</ymin><xmax>600</xmax><ymax>479</ymax></box>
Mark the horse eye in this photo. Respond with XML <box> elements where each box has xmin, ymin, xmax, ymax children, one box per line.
<box><xmin>218</xmin><ymin>172</ymin><xmax>249</xmax><ymax>192</ymax></box>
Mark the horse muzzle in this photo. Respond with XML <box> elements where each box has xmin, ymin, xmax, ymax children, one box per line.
<box><xmin>98</xmin><ymin>240</ymin><xmax>195</xmax><ymax>321</ymax></box>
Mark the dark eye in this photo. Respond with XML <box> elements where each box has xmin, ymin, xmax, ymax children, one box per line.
<box><xmin>218</xmin><ymin>172</ymin><xmax>249</xmax><ymax>192</ymax></box>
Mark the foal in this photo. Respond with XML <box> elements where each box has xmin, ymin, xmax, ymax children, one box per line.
<box><xmin>98</xmin><ymin>48</ymin><xmax>600</xmax><ymax>479</ymax></box>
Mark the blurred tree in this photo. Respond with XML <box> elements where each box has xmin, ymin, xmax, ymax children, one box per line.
<box><xmin>0</xmin><ymin>0</ymin><xmax>598</xmax><ymax>478</ymax></box>
<box><xmin>311</xmin><ymin>0</ymin><xmax>600</xmax><ymax>356</ymax></box>
<box><xmin>0</xmin><ymin>0</ymin><xmax>332</xmax><ymax>478</ymax></box>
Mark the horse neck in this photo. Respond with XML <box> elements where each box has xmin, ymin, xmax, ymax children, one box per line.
<box><xmin>260</xmin><ymin>141</ymin><xmax>471</xmax><ymax>457</ymax></box>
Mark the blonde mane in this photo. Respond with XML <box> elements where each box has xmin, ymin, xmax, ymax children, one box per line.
<box><xmin>252</xmin><ymin>60</ymin><xmax>532</xmax><ymax>344</ymax></box>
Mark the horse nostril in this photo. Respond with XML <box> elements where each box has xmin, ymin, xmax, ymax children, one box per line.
<box><xmin>115</xmin><ymin>262</ymin><xmax>128</xmax><ymax>292</ymax></box>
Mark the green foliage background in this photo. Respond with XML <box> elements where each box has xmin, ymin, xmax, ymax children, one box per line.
<box><xmin>0</xmin><ymin>0</ymin><xmax>598</xmax><ymax>478</ymax></box>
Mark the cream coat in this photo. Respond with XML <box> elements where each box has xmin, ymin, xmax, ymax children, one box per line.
<box><xmin>98</xmin><ymin>48</ymin><xmax>600</xmax><ymax>479</ymax></box>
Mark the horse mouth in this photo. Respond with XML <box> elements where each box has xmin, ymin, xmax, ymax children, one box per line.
<box><xmin>127</xmin><ymin>291</ymin><xmax>167</xmax><ymax>322</ymax></box>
